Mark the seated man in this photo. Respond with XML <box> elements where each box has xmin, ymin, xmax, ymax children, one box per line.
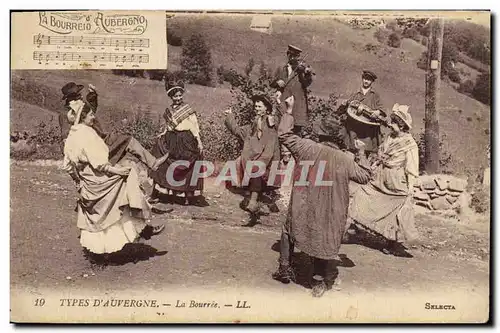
<box><xmin>224</xmin><ymin>94</ymin><xmax>281</xmax><ymax>214</ymax></box>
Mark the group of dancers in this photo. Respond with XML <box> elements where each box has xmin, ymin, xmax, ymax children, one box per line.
<box><xmin>59</xmin><ymin>44</ymin><xmax>420</xmax><ymax>297</ymax></box>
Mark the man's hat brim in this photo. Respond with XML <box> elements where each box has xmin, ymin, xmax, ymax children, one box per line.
<box><xmin>287</xmin><ymin>44</ymin><xmax>303</xmax><ymax>54</ymax></box>
<box><xmin>362</xmin><ymin>71</ymin><xmax>377</xmax><ymax>81</ymax></box>
<box><xmin>251</xmin><ymin>95</ymin><xmax>273</xmax><ymax>111</ymax></box>
<box><xmin>61</xmin><ymin>84</ymin><xmax>84</xmax><ymax>100</ymax></box>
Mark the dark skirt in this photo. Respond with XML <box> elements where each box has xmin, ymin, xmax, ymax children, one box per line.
<box><xmin>150</xmin><ymin>130</ymin><xmax>204</xmax><ymax>192</ymax></box>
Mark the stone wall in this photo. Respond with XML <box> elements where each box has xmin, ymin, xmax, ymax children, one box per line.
<box><xmin>413</xmin><ymin>175</ymin><xmax>468</xmax><ymax>211</ymax></box>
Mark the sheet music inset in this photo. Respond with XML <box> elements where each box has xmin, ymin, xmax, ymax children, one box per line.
<box><xmin>11</xmin><ymin>11</ymin><xmax>167</xmax><ymax>69</ymax></box>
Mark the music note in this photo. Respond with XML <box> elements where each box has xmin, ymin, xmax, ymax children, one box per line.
<box><xmin>32</xmin><ymin>50</ymin><xmax>149</xmax><ymax>66</ymax></box>
<box><xmin>34</xmin><ymin>34</ymin><xmax>43</xmax><ymax>47</ymax></box>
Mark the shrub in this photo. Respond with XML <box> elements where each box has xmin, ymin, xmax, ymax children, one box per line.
<box><xmin>417</xmin><ymin>51</ymin><xmax>428</xmax><ymax>70</ymax></box>
<box><xmin>472</xmin><ymin>72</ymin><xmax>491</xmax><ymax>105</ymax></box>
<box><xmin>258</xmin><ymin>60</ymin><xmax>272</xmax><ymax>81</ymax></box>
<box><xmin>143</xmin><ymin>70</ymin><xmax>166</xmax><ymax>81</ymax></box>
<box><xmin>458</xmin><ymin>79</ymin><xmax>475</xmax><ymax>95</ymax></box>
<box><xmin>181</xmin><ymin>33</ymin><xmax>214</xmax><ymax>87</ymax></box>
<box><xmin>244</xmin><ymin>58</ymin><xmax>255</xmax><ymax>77</ymax></box>
<box><xmin>403</xmin><ymin>27</ymin><xmax>420</xmax><ymax>41</ymax></box>
<box><xmin>117</xmin><ymin>107</ymin><xmax>162</xmax><ymax>150</ymax></box>
<box><xmin>216</xmin><ymin>65</ymin><xmax>225</xmax><ymax>84</ymax></box>
<box><xmin>219</xmin><ymin>68</ymin><xmax>246</xmax><ymax>87</ymax></box>
<box><xmin>167</xmin><ymin>29</ymin><xmax>183</xmax><ymax>46</ymax></box>
<box><xmin>385</xmin><ymin>20</ymin><xmax>401</xmax><ymax>33</ymax></box>
<box><xmin>421</xmin><ymin>36</ymin><xmax>428</xmax><ymax>47</ymax></box>
<box><xmin>200</xmin><ymin>67</ymin><xmax>340</xmax><ymax>161</ymax></box>
<box><xmin>164</xmin><ymin>70</ymin><xmax>186</xmax><ymax>84</ymax></box>
<box><xmin>388</xmin><ymin>32</ymin><xmax>402</xmax><ymax>48</ymax></box>
<box><xmin>447</xmin><ymin>68</ymin><xmax>462</xmax><ymax>83</ymax></box>
<box><xmin>374</xmin><ymin>27</ymin><xmax>392</xmax><ymax>44</ymax></box>
<box><xmin>10</xmin><ymin>122</ymin><xmax>63</xmax><ymax>160</ymax></box>
<box><xmin>441</xmin><ymin>41</ymin><xmax>460</xmax><ymax>76</ymax></box>
<box><xmin>470</xmin><ymin>186</ymin><xmax>490</xmax><ymax>214</ymax></box>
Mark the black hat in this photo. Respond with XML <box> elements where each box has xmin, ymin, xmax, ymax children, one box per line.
<box><xmin>287</xmin><ymin>44</ymin><xmax>303</xmax><ymax>54</ymax></box>
<box><xmin>61</xmin><ymin>82</ymin><xmax>84</xmax><ymax>100</ymax></box>
<box><xmin>362</xmin><ymin>70</ymin><xmax>377</xmax><ymax>81</ymax></box>
<box><xmin>165</xmin><ymin>79</ymin><xmax>185</xmax><ymax>95</ymax></box>
<box><xmin>251</xmin><ymin>94</ymin><xmax>273</xmax><ymax>112</ymax></box>
<box><xmin>313</xmin><ymin>115</ymin><xmax>344</xmax><ymax>138</ymax></box>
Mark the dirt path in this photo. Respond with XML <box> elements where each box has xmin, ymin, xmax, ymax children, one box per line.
<box><xmin>10</xmin><ymin>162</ymin><xmax>490</xmax><ymax>298</ymax></box>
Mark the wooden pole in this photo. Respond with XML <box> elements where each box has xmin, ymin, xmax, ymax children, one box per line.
<box><xmin>424</xmin><ymin>18</ymin><xmax>444</xmax><ymax>174</ymax></box>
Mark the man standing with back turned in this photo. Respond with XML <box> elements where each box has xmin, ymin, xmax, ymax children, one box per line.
<box><xmin>272</xmin><ymin>96</ymin><xmax>372</xmax><ymax>297</ymax></box>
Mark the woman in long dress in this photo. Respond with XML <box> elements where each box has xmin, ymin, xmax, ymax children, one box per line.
<box><xmin>62</xmin><ymin>100</ymin><xmax>163</xmax><ymax>261</ymax></box>
<box><xmin>149</xmin><ymin>80</ymin><xmax>204</xmax><ymax>205</ymax></box>
<box><xmin>348</xmin><ymin>104</ymin><xmax>420</xmax><ymax>254</ymax></box>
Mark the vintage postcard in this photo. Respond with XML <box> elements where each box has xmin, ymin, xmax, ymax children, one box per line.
<box><xmin>10</xmin><ymin>10</ymin><xmax>491</xmax><ymax>323</ymax></box>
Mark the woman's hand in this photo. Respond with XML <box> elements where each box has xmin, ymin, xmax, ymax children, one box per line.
<box><xmin>354</xmin><ymin>139</ymin><xmax>366</xmax><ymax>152</ymax></box>
<box><xmin>284</xmin><ymin>96</ymin><xmax>294</xmax><ymax>115</ymax></box>
<box><xmin>114</xmin><ymin>166</ymin><xmax>131</xmax><ymax>176</ymax></box>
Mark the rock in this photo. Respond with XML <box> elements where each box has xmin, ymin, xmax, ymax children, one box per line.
<box><xmin>431</xmin><ymin>197</ymin><xmax>452</xmax><ymax>210</ymax></box>
<box><xmin>435</xmin><ymin>188</ymin><xmax>448</xmax><ymax>196</ymax></box>
<box><xmin>429</xmin><ymin>193</ymin><xmax>439</xmax><ymax>199</ymax></box>
<box><xmin>449</xmin><ymin>191</ymin><xmax>461</xmax><ymax>197</ymax></box>
<box><xmin>415</xmin><ymin>200</ymin><xmax>433</xmax><ymax>210</ymax></box>
<box><xmin>483</xmin><ymin>168</ymin><xmax>491</xmax><ymax>187</ymax></box>
<box><xmin>448</xmin><ymin>178</ymin><xmax>467</xmax><ymax>192</ymax></box>
<box><xmin>446</xmin><ymin>196</ymin><xmax>459</xmax><ymax>205</ymax></box>
<box><xmin>422</xmin><ymin>179</ymin><xmax>437</xmax><ymax>190</ymax></box>
<box><xmin>414</xmin><ymin>192</ymin><xmax>430</xmax><ymax>201</ymax></box>
<box><xmin>435</xmin><ymin>177</ymin><xmax>449</xmax><ymax>191</ymax></box>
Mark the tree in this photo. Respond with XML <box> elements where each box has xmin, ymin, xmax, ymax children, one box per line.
<box><xmin>388</xmin><ymin>32</ymin><xmax>402</xmax><ymax>48</ymax></box>
<box><xmin>181</xmin><ymin>33</ymin><xmax>214</xmax><ymax>87</ymax></box>
<box><xmin>244</xmin><ymin>58</ymin><xmax>255</xmax><ymax>77</ymax></box>
<box><xmin>440</xmin><ymin>41</ymin><xmax>460</xmax><ymax>77</ymax></box>
<box><xmin>472</xmin><ymin>72</ymin><xmax>491</xmax><ymax>105</ymax></box>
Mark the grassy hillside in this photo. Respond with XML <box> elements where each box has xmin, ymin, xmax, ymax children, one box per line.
<box><xmin>167</xmin><ymin>14</ymin><xmax>490</xmax><ymax>176</ymax></box>
<box><xmin>10</xmin><ymin>14</ymin><xmax>490</xmax><ymax>178</ymax></box>
<box><xmin>11</xmin><ymin>70</ymin><xmax>233</xmax><ymax>131</ymax></box>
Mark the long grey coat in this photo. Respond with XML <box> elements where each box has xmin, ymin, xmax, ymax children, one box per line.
<box><xmin>278</xmin><ymin>114</ymin><xmax>372</xmax><ymax>259</ymax></box>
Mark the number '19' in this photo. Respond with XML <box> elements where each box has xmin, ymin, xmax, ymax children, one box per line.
<box><xmin>35</xmin><ymin>298</ymin><xmax>45</xmax><ymax>306</ymax></box>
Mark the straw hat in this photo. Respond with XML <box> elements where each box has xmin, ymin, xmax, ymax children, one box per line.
<box><xmin>392</xmin><ymin>103</ymin><xmax>412</xmax><ymax>129</ymax></box>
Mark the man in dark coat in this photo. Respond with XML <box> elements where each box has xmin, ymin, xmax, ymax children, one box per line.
<box><xmin>271</xmin><ymin>45</ymin><xmax>314</xmax><ymax>136</ymax></box>
<box><xmin>337</xmin><ymin>70</ymin><xmax>387</xmax><ymax>157</ymax></box>
<box><xmin>272</xmin><ymin>96</ymin><xmax>372</xmax><ymax>297</ymax></box>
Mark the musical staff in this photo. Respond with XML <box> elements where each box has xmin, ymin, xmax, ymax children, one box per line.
<box><xmin>33</xmin><ymin>34</ymin><xmax>150</xmax><ymax>48</ymax></box>
<box><xmin>33</xmin><ymin>51</ymin><xmax>149</xmax><ymax>64</ymax></box>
